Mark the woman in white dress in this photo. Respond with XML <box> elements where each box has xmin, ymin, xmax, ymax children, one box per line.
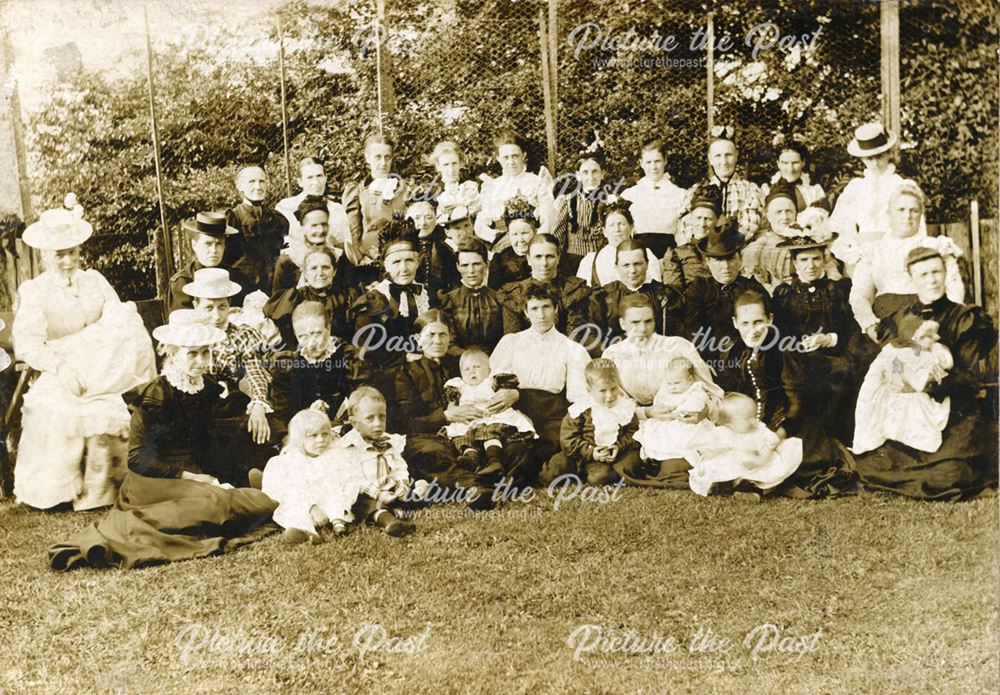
<box><xmin>476</xmin><ymin>130</ymin><xmax>554</xmax><ymax>247</ymax></box>
<box><xmin>829</xmin><ymin>123</ymin><xmax>927</xmax><ymax>270</ymax></box>
<box><xmin>13</xmin><ymin>208</ymin><xmax>156</xmax><ymax>510</ymax></box>
<box><xmin>849</xmin><ymin>180</ymin><xmax>963</xmax><ymax>340</ymax></box>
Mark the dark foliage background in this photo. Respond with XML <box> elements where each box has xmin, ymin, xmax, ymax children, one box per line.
<box><xmin>22</xmin><ymin>0</ymin><xmax>998</xmax><ymax>301</ymax></box>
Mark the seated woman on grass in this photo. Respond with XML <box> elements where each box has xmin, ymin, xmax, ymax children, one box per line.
<box><xmin>48</xmin><ymin>310</ymin><xmax>277</xmax><ymax>571</ymax></box>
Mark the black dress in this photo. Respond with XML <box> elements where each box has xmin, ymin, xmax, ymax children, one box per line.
<box><xmin>415</xmin><ymin>228</ymin><xmax>461</xmax><ymax>303</ymax></box>
<box><xmin>487</xmin><ymin>247</ymin><xmax>577</xmax><ymax>290</ymax></box>
<box><xmin>716</xmin><ymin>328</ymin><xmax>856</xmax><ymax>497</ymax></box>
<box><xmin>225</xmin><ymin>202</ymin><xmax>289</xmax><ymax>293</ymax></box>
<box><xmin>438</xmin><ymin>283</ymin><xmax>505</xmax><ymax>352</ymax></box>
<box><xmin>497</xmin><ymin>276</ymin><xmax>592</xmax><ymax>347</ymax></box>
<box><xmin>48</xmin><ymin>376</ymin><xmax>277</xmax><ymax>571</ymax></box>
<box><xmin>853</xmin><ymin>296</ymin><xmax>998</xmax><ymax>500</ymax></box>
<box><xmin>771</xmin><ymin>275</ymin><xmax>873</xmax><ymax>443</ymax></box>
<box><xmin>589</xmin><ymin>279</ymin><xmax>686</xmax><ymax>345</ymax></box>
<box><xmin>264</xmin><ymin>284</ymin><xmax>358</xmax><ymax>349</ymax></box>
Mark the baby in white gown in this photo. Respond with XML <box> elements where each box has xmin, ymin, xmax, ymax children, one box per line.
<box><xmin>635</xmin><ymin>357</ymin><xmax>719</xmax><ymax>463</ymax></box>
<box><xmin>852</xmin><ymin>318</ymin><xmax>953</xmax><ymax>454</ymax></box>
<box><xmin>688</xmin><ymin>393</ymin><xmax>803</xmax><ymax>497</ymax></box>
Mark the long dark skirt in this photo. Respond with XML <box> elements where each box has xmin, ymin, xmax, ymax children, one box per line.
<box><xmin>48</xmin><ymin>472</ymin><xmax>278</xmax><ymax>571</ymax></box>
<box><xmin>854</xmin><ymin>408</ymin><xmax>998</xmax><ymax>500</ymax></box>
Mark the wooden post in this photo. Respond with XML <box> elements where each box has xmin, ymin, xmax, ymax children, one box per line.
<box><xmin>277</xmin><ymin>16</ymin><xmax>292</xmax><ymax>197</ymax></box>
<box><xmin>538</xmin><ymin>9</ymin><xmax>556</xmax><ymax>174</ymax></box>
<box><xmin>144</xmin><ymin>7</ymin><xmax>172</xmax><ymax>303</ymax></box>
<box><xmin>880</xmin><ymin>0</ymin><xmax>901</xmax><ymax>135</ymax></box>
<box><xmin>971</xmin><ymin>200</ymin><xmax>982</xmax><ymax>306</ymax></box>
<box><xmin>548</xmin><ymin>0</ymin><xmax>558</xmax><ymax>165</ymax></box>
<box><xmin>706</xmin><ymin>11</ymin><xmax>714</xmax><ymax>138</ymax></box>
<box><xmin>0</xmin><ymin>23</ymin><xmax>34</xmax><ymax>297</ymax></box>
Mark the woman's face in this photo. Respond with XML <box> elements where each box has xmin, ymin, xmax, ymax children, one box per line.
<box><xmin>708</xmin><ymin>140</ymin><xmax>738</xmax><ymax>180</ymax></box>
<box><xmin>192</xmin><ymin>297</ymin><xmax>230</xmax><ymax>329</ymax></box>
<box><xmin>299</xmin><ymin>163</ymin><xmax>327</xmax><ymax>197</ymax></box>
<box><xmin>384</xmin><ymin>250</ymin><xmax>418</xmax><ymax>285</ymax></box>
<box><xmin>603</xmin><ymin>212</ymin><xmax>633</xmax><ymax>248</ymax></box>
<box><xmin>498</xmin><ymin>144</ymin><xmax>526</xmax><ymax>177</ymax></box>
<box><xmin>640</xmin><ymin>148</ymin><xmax>665</xmax><ymax>181</ymax></box>
<box><xmin>524</xmin><ymin>297</ymin><xmax>556</xmax><ymax>333</ymax></box>
<box><xmin>777</xmin><ymin>150</ymin><xmax>804</xmax><ymax>182</ymax></box>
<box><xmin>456</xmin><ymin>251</ymin><xmax>487</xmax><ymax>287</ymax></box>
<box><xmin>191</xmin><ymin>234</ymin><xmax>225</xmax><ymax>268</ymax></box>
<box><xmin>889</xmin><ymin>193</ymin><xmax>922</xmax><ymax>238</ymax></box>
<box><xmin>577</xmin><ymin>158</ymin><xmax>603</xmax><ymax>192</ymax></box>
<box><xmin>46</xmin><ymin>247</ymin><xmax>81</xmax><ymax>277</ymax></box>
<box><xmin>408</xmin><ymin>203</ymin><xmax>437</xmax><ymax>237</ymax></box>
<box><xmin>706</xmin><ymin>254</ymin><xmax>741</xmax><ymax>285</ymax></box>
<box><xmin>862</xmin><ymin>152</ymin><xmax>892</xmax><ymax>174</ymax></box>
<box><xmin>508</xmin><ymin>220</ymin><xmax>536</xmax><ymax>256</ymax></box>
<box><xmin>446</xmin><ymin>219</ymin><xmax>474</xmax><ymax>247</ymax></box>
<box><xmin>908</xmin><ymin>257</ymin><xmax>947</xmax><ymax>303</ymax></box>
<box><xmin>793</xmin><ymin>249</ymin><xmax>826</xmax><ymax>283</ymax></box>
<box><xmin>616</xmin><ymin>248</ymin><xmax>648</xmax><ymax>289</ymax></box>
<box><xmin>766</xmin><ymin>197</ymin><xmax>797</xmax><ymax>232</ymax></box>
<box><xmin>733</xmin><ymin>302</ymin><xmax>771</xmax><ymax>348</ymax></box>
<box><xmin>170</xmin><ymin>345</ymin><xmax>211</xmax><ymax>379</ymax></box>
<box><xmin>435</xmin><ymin>151</ymin><xmax>462</xmax><ymax>184</ymax></box>
<box><xmin>366</xmin><ymin>143</ymin><xmax>394</xmax><ymax>179</ymax></box>
<box><xmin>303</xmin><ymin>253</ymin><xmax>334</xmax><ymax>289</ymax></box>
<box><xmin>418</xmin><ymin>321</ymin><xmax>450</xmax><ymax>359</ymax></box>
<box><xmin>527</xmin><ymin>240</ymin><xmax>559</xmax><ymax>280</ymax></box>
<box><xmin>690</xmin><ymin>208</ymin><xmax>716</xmax><ymax>240</ymax></box>
<box><xmin>301</xmin><ymin>210</ymin><xmax>330</xmax><ymax>246</ymax></box>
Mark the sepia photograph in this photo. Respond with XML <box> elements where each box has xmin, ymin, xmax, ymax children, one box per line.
<box><xmin>0</xmin><ymin>0</ymin><xmax>996</xmax><ymax>692</ymax></box>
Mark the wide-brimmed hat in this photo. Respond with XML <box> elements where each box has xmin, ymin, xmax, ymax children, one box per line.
<box><xmin>697</xmin><ymin>218</ymin><xmax>747</xmax><ymax>258</ymax></box>
<box><xmin>182</xmin><ymin>267</ymin><xmax>242</xmax><ymax>299</ymax></box>
<box><xmin>437</xmin><ymin>204</ymin><xmax>473</xmax><ymax>226</ymax></box>
<box><xmin>152</xmin><ymin>309</ymin><xmax>226</xmax><ymax>347</ymax></box>
<box><xmin>847</xmin><ymin>123</ymin><xmax>897</xmax><ymax>158</ymax></box>
<box><xmin>775</xmin><ymin>230</ymin><xmax>839</xmax><ymax>251</ymax></box>
<box><xmin>182</xmin><ymin>211</ymin><xmax>238</xmax><ymax>238</ymax></box>
<box><xmin>23</xmin><ymin>208</ymin><xmax>93</xmax><ymax>251</ymax></box>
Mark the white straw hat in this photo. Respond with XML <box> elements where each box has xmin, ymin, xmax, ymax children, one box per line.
<box><xmin>181</xmin><ymin>267</ymin><xmax>242</xmax><ymax>300</ymax></box>
<box><xmin>152</xmin><ymin>309</ymin><xmax>226</xmax><ymax>347</ymax></box>
<box><xmin>847</xmin><ymin>123</ymin><xmax>897</xmax><ymax>158</ymax></box>
<box><xmin>23</xmin><ymin>208</ymin><xmax>93</xmax><ymax>251</ymax></box>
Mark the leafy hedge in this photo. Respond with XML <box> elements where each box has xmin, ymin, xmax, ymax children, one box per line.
<box><xmin>22</xmin><ymin>0</ymin><xmax>998</xmax><ymax>301</ymax></box>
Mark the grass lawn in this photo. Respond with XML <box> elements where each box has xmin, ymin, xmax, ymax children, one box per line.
<box><xmin>0</xmin><ymin>488</ymin><xmax>997</xmax><ymax>694</ymax></box>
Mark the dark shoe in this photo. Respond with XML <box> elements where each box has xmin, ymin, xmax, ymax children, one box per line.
<box><xmin>374</xmin><ymin>510</ymin><xmax>415</xmax><ymax>537</ymax></box>
<box><xmin>478</xmin><ymin>446</ymin><xmax>504</xmax><ymax>478</ymax></box>
<box><xmin>466</xmin><ymin>485</ymin><xmax>496</xmax><ymax>512</ymax></box>
<box><xmin>457</xmin><ymin>448</ymin><xmax>482</xmax><ymax>470</ymax></box>
<box><xmin>248</xmin><ymin>468</ymin><xmax>264</xmax><ymax>490</ymax></box>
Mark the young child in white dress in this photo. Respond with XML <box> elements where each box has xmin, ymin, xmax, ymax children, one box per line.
<box><xmin>261</xmin><ymin>409</ymin><xmax>360</xmax><ymax>544</ymax></box>
<box><xmin>634</xmin><ymin>357</ymin><xmax>720</xmax><ymax>464</ymax></box>
<box><xmin>852</xmin><ymin>317</ymin><xmax>953</xmax><ymax>454</ymax></box>
<box><xmin>444</xmin><ymin>348</ymin><xmax>537</xmax><ymax>477</ymax></box>
<box><xmin>688</xmin><ymin>393</ymin><xmax>803</xmax><ymax>498</ymax></box>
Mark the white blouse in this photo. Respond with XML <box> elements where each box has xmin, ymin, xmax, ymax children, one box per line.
<box><xmin>13</xmin><ymin>269</ymin><xmax>118</xmax><ymax>373</ymax></box>
<box><xmin>602</xmin><ymin>334</ymin><xmax>717</xmax><ymax>407</ymax></box>
<box><xmin>576</xmin><ymin>245</ymin><xmax>662</xmax><ymax>287</ymax></box>
<box><xmin>829</xmin><ymin>164</ymin><xmax>927</xmax><ymax>266</ymax></box>
<box><xmin>620</xmin><ymin>176</ymin><xmax>688</xmax><ymax>237</ymax></box>
<box><xmin>490</xmin><ymin>327</ymin><xmax>590</xmax><ymax>403</ymax></box>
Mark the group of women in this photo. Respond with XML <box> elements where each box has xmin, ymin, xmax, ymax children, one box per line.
<box><xmin>7</xmin><ymin>120</ymin><xmax>997</xmax><ymax>570</ymax></box>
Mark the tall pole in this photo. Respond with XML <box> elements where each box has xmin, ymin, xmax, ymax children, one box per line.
<box><xmin>374</xmin><ymin>0</ymin><xmax>384</xmax><ymax>134</ymax></box>
<box><xmin>880</xmin><ymin>0</ymin><xmax>901</xmax><ymax>135</ymax></box>
<box><xmin>706</xmin><ymin>11</ymin><xmax>715</xmax><ymax>139</ymax></box>
<box><xmin>144</xmin><ymin>6</ymin><xmax>171</xmax><ymax>302</ymax></box>
<box><xmin>277</xmin><ymin>15</ymin><xmax>292</xmax><ymax>197</ymax></box>
<box><xmin>547</xmin><ymin>0</ymin><xmax>558</xmax><ymax>168</ymax></box>
<box><xmin>538</xmin><ymin>9</ymin><xmax>556</xmax><ymax>175</ymax></box>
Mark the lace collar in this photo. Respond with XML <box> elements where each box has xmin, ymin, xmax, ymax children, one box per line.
<box><xmin>162</xmin><ymin>362</ymin><xmax>206</xmax><ymax>395</ymax></box>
